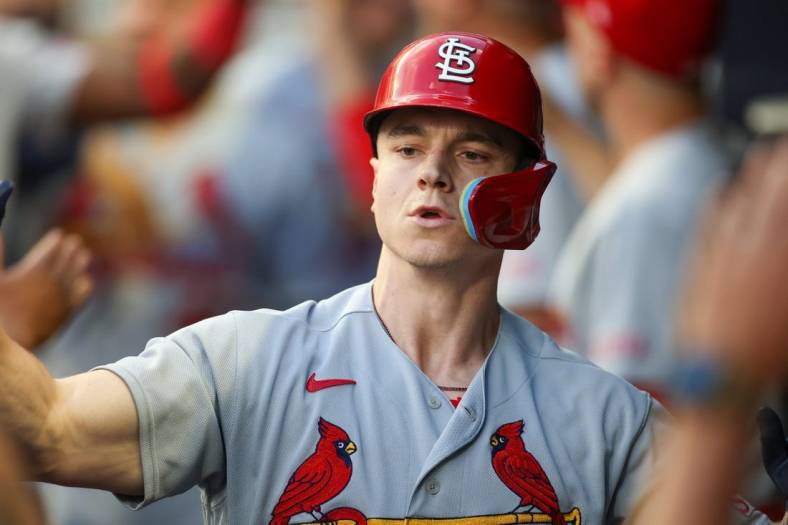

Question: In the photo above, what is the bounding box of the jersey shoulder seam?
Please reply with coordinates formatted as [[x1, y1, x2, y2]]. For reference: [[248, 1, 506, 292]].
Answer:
[[249, 306, 374, 335]]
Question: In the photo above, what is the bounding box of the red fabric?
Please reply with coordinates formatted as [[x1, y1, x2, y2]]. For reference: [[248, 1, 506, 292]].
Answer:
[[590, 334, 649, 360], [758, 498, 787, 522], [137, 0, 248, 115], [331, 94, 375, 211], [59, 176, 95, 222], [138, 39, 191, 114], [188, 0, 247, 69], [632, 383, 668, 408], [193, 169, 221, 215], [562, 0, 719, 78], [322, 507, 368, 525]]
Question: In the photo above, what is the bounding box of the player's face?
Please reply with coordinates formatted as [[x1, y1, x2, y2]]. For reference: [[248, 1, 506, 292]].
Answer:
[[371, 107, 521, 269]]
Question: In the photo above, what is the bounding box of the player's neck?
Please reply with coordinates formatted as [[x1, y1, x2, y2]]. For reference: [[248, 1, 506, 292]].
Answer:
[[601, 72, 705, 161], [372, 249, 501, 388]]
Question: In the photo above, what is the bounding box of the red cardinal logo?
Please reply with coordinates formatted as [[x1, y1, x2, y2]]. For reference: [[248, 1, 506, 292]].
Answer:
[[490, 420, 565, 525], [270, 418, 357, 525]]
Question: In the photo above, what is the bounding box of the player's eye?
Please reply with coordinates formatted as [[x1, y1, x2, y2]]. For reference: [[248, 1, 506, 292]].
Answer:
[[460, 150, 489, 163], [397, 146, 418, 157]]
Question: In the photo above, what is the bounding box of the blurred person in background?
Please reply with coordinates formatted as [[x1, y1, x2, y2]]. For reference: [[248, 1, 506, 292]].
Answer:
[[215, 0, 412, 309], [413, 0, 593, 335], [629, 137, 788, 525], [0, 0, 254, 520], [552, 0, 786, 513], [49, 0, 408, 352], [0, 0, 251, 258], [551, 0, 727, 401]]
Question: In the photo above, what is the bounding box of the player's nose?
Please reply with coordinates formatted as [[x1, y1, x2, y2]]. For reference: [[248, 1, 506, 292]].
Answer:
[[417, 151, 454, 193]]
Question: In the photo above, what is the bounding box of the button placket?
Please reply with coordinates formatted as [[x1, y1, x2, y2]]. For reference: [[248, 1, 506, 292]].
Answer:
[[428, 395, 442, 409]]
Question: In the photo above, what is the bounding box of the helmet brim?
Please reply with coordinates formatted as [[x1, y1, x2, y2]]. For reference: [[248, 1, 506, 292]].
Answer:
[[363, 102, 543, 161]]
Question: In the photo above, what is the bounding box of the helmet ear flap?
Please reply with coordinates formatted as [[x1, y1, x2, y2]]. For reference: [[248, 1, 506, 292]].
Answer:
[[460, 161, 556, 250]]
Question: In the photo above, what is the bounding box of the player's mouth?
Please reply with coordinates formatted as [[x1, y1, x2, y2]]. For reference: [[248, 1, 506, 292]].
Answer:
[[409, 205, 455, 228]]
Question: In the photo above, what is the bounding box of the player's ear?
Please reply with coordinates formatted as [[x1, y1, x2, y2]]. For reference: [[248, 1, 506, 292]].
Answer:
[[370, 157, 379, 214], [565, 7, 613, 89]]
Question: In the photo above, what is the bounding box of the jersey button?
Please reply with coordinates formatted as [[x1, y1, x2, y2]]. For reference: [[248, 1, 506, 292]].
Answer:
[[428, 396, 442, 409], [464, 406, 477, 421], [425, 478, 441, 495]]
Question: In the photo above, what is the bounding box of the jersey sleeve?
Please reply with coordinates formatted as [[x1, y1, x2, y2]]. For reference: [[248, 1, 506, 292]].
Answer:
[[94, 312, 239, 508], [608, 397, 671, 520]]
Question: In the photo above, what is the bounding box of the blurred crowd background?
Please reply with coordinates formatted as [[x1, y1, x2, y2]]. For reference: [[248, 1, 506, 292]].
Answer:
[[0, 0, 787, 523]]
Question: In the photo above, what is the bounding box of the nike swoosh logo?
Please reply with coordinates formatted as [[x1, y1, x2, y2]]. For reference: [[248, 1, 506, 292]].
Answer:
[[306, 372, 356, 393]]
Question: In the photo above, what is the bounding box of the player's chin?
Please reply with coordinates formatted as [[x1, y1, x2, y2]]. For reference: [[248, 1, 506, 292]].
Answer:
[[409, 252, 457, 269], [402, 238, 469, 269]]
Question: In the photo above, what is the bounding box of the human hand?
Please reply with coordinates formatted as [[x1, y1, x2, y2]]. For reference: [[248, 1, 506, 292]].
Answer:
[[678, 138, 788, 381], [0, 229, 94, 349]]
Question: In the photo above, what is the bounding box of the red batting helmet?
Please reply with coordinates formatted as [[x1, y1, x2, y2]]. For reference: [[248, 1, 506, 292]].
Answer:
[[562, 0, 720, 79], [363, 32, 556, 250]]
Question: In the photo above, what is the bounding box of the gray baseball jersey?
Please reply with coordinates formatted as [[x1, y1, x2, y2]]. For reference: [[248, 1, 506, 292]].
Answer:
[[549, 121, 729, 389], [97, 281, 770, 525]]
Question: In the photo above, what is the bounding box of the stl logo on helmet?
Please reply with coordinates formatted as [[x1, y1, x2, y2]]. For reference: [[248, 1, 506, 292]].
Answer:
[[435, 37, 478, 84]]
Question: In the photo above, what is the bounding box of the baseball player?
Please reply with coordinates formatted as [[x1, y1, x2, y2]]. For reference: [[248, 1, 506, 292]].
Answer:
[[550, 0, 729, 399], [550, 0, 785, 511], [0, 32, 771, 525], [0, 0, 250, 263], [627, 137, 788, 524]]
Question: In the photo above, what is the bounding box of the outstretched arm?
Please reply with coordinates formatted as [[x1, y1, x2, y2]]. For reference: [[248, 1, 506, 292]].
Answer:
[[0, 328, 142, 495], [626, 137, 788, 524], [68, 0, 251, 124]]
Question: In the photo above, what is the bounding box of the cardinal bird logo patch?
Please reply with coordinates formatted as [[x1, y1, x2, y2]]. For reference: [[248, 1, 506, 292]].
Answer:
[[270, 417, 582, 525], [490, 419, 581, 525], [270, 418, 357, 525]]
